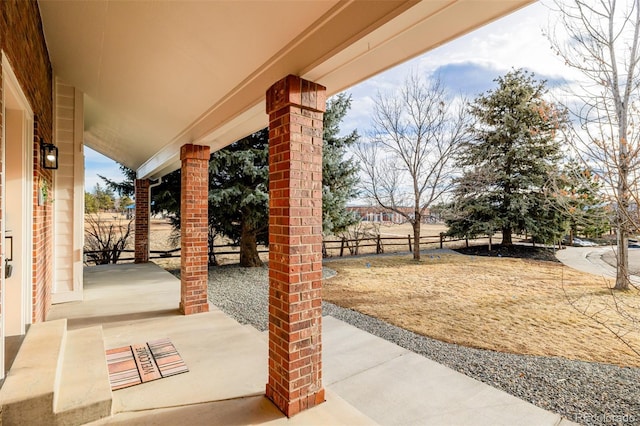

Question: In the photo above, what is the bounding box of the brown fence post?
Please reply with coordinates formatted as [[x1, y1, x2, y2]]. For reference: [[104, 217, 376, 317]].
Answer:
[[376, 235, 382, 254], [465, 236, 469, 248], [488, 236, 492, 251], [340, 237, 346, 257], [408, 234, 412, 252], [440, 232, 444, 249]]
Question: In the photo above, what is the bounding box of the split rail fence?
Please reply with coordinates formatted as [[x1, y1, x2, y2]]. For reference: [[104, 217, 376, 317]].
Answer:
[[84, 233, 507, 265], [321, 233, 482, 257]]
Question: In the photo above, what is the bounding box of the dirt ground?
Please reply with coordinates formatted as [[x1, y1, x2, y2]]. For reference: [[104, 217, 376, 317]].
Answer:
[[323, 253, 640, 367]]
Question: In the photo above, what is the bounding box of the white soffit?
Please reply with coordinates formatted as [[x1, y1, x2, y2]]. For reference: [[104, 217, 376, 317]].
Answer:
[[39, 0, 534, 179]]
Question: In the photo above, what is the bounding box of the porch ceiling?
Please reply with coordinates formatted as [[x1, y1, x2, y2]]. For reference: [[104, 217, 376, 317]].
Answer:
[[38, 0, 534, 180]]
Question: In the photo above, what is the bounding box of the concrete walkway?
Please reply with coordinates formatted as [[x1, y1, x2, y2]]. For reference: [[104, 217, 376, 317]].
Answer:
[[48, 263, 575, 425], [323, 317, 574, 425], [555, 246, 617, 277]]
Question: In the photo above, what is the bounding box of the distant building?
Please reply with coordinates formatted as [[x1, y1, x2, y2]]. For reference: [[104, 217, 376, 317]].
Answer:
[[347, 206, 438, 224]]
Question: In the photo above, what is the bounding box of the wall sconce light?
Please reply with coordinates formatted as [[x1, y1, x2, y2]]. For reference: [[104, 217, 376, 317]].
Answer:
[[40, 139, 59, 170]]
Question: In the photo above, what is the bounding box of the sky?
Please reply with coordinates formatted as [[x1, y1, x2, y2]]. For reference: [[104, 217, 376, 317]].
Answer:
[[338, 1, 571, 136], [85, 1, 568, 193]]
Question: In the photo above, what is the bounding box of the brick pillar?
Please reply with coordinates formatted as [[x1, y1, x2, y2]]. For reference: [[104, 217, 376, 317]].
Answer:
[[134, 179, 150, 263], [179, 144, 210, 315], [265, 75, 326, 417]]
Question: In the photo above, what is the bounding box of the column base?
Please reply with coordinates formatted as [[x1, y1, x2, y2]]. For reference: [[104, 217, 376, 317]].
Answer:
[[266, 384, 325, 417], [179, 301, 209, 315]]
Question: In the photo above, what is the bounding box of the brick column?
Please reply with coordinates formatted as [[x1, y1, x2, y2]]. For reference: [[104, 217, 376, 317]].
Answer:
[[265, 75, 326, 417], [134, 179, 150, 263], [179, 144, 210, 315]]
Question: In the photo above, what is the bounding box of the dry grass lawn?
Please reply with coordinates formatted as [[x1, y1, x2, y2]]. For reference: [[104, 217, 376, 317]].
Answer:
[[323, 253, 640, 367]]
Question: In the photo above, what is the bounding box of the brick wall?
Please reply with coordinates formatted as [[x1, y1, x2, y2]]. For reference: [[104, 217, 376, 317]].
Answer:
[[180, 144, 210, 315], [0, 1, 53, 144], [265, 75, 326, 417], [33, 121, 54, 323], [135, 179, 150, 263], [0, 1, 54, 323]]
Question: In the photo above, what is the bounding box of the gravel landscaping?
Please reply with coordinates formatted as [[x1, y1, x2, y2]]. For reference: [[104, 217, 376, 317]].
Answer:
[[205, 264, 640, 426]]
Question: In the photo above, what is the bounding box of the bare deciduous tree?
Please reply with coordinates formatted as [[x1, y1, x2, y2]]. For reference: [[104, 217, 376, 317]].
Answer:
[[548, 0, 640, 290], [355, 72, 469, 261], [84, 214, 133, 265], [337, 221, 381, 256]]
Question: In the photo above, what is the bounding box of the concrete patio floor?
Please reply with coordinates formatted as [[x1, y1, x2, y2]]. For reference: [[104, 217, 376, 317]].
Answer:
[[47, 263, 575, 425]]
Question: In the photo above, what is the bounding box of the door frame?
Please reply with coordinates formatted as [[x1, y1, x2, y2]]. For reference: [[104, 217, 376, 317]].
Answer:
[[1, 52, 35, 376]]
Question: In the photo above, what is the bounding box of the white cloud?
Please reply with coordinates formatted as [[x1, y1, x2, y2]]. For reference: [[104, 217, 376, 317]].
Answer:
[[420, 3, 567, 77], [339, 2, 579, 137]]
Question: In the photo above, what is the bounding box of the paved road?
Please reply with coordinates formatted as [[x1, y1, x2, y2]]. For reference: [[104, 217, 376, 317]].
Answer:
[[555, 245, 640, 283], [601, 247, 640, 275]]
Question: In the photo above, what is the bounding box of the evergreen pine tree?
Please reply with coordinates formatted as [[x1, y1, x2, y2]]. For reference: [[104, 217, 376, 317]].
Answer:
[[99, 164, 137, 197], [150, 93, 360, 266], [208, 129, 269, 267], [321, 93, 360, 234], [446, 69, 566, 245]]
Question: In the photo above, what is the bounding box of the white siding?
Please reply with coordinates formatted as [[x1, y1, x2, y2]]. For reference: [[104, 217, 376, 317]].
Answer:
[[53, 78, 84, 303]]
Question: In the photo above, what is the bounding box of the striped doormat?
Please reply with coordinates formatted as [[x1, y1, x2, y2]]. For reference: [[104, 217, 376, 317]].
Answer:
[[106, 338, 189, 390]]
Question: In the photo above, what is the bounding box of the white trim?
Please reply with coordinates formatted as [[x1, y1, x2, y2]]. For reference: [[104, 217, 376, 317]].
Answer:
[[1, 52, 35, 377], [1, 52, 6, 379], [2, 54, 34, 332], [73, 89, 84, 299], [21, 106, 34, 330]]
